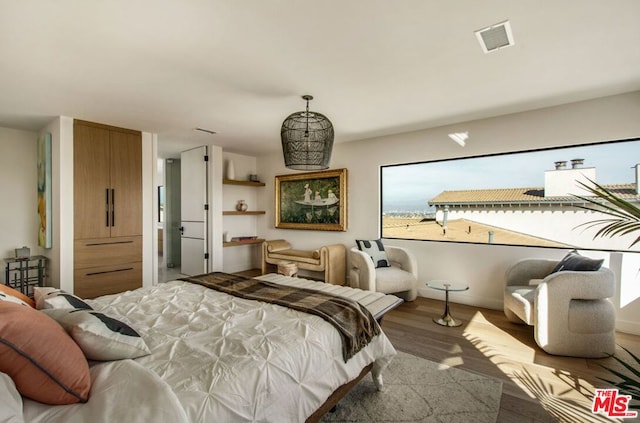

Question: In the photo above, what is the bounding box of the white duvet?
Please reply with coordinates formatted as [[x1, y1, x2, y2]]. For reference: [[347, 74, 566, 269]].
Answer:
[[24, 277, 397, 423]]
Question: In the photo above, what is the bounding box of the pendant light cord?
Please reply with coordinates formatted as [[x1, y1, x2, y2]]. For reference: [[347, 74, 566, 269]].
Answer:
[[304, 97, 310, 137]]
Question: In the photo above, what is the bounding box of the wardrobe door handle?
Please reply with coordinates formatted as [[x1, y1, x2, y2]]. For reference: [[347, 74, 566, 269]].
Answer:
[[111, 189, 115, 226], [86, 267, 134, 276], [105, 189, 110, 227]]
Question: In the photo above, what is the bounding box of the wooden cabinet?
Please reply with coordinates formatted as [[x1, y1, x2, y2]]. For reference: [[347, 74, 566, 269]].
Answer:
[[73, 120, 142, 298], [74, 123, 142, 239]]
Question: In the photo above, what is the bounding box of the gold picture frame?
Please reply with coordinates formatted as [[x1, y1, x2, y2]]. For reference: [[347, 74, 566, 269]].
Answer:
[[275, 168, 347, 231]]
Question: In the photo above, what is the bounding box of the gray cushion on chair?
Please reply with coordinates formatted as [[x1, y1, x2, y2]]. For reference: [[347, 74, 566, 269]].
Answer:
[[551, 250, 603, 273]]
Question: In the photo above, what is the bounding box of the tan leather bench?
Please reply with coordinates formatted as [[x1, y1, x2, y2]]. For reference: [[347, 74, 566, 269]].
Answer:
[[261, 239, 346, 285]]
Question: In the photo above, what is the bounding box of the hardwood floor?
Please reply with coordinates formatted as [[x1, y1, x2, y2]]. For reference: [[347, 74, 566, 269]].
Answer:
[[381, 297, 640, 423], [236, 269, 638, 422]]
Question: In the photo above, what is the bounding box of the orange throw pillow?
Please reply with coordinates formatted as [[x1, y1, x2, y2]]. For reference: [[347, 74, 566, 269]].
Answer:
[[0, 285, 35, 308], [0, 302, 91, 404]]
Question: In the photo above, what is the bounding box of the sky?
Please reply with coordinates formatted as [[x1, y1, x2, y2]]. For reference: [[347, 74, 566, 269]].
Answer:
[[382, 138, 640, 213]]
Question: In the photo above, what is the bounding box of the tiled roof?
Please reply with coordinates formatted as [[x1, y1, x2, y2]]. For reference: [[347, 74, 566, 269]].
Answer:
[[428, 183, 639, 205]]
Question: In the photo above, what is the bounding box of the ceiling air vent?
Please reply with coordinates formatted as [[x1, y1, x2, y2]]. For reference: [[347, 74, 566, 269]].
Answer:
[[194, 127, 217, 135], [475, 20, 514, 53]]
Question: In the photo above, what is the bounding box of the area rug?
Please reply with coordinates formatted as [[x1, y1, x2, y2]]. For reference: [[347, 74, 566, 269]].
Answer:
[[321, 351, 502, 423]]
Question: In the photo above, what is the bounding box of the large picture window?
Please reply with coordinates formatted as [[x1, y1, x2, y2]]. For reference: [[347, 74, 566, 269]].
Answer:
[[381, 138, 640, 252]]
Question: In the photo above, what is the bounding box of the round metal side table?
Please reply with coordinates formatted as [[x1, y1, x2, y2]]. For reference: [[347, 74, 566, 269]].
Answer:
[[426, 281, 469, 327]]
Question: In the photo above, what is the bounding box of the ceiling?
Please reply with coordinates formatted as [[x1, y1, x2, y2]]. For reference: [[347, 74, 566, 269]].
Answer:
[[1, 1, 639, 158]]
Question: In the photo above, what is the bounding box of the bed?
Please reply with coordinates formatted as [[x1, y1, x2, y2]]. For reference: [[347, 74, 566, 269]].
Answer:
[[1, 272, 400, 423]]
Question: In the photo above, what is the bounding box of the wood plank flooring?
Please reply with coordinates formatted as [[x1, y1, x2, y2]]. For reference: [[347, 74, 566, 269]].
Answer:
[[381, 297, 639, 423], [236, 270, 638, 422]]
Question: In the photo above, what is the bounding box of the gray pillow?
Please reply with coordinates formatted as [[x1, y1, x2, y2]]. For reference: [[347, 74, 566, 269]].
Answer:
[[551, 250, 604, 273]]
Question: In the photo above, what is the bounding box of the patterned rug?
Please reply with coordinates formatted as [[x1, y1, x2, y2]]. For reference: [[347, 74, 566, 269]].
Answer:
[[321, 351, 502, 423]]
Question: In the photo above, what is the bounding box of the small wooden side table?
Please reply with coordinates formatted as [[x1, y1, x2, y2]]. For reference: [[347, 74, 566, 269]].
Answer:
[[426, 281, 469, 327]]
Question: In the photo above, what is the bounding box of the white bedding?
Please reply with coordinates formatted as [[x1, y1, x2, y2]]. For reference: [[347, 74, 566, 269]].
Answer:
[[23, 359, 189, 423], [23, 275, 397, 422]]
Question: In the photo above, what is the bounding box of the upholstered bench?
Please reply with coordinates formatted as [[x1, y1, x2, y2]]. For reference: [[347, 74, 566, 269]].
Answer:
[[261, 239, 346, 285], [257, 273, 403, 322]]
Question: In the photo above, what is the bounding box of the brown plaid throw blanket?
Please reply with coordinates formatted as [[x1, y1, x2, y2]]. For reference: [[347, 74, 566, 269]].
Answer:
[[179, 272, 380, 362]]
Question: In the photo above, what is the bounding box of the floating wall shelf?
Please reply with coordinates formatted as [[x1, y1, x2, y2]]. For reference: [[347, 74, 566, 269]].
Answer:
[[223, 211, 266, 215], [223, 179, 265, 187], [223, 238, 265, 248]]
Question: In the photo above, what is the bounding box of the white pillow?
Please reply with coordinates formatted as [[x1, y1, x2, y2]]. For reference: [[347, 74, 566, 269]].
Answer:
[[34, 287, 93, 310], [23, 360, 189, 423], [356, 239, 390, 268], [41, 309, 150, 361], [0, 372, 24, 423]]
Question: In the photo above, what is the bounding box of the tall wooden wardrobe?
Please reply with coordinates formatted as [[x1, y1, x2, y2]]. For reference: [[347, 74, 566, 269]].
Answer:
[[73, 120, 142, 299]]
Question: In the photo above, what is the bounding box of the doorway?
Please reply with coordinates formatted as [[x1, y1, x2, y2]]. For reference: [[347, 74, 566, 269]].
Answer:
[[158, 157, 184, 282]]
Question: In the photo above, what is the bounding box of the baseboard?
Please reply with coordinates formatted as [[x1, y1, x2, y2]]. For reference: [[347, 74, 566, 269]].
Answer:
[[418, 288, 640, 336], [417, 287, 504, 311], [616, 319, 640, 336]]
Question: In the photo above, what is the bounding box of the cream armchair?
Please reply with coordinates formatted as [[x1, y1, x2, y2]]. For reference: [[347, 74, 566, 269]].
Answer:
[[504, 258, 616, 358], [349, 246, 418, 301]]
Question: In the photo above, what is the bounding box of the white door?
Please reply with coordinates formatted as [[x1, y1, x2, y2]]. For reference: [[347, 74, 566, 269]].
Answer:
[[180, 146, 208, 276]]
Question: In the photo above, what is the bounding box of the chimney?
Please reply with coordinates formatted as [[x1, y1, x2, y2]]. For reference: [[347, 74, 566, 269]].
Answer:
[[554, 161, 567, 170], [545, 160, 596, 197], [635, 164, 640, 195]]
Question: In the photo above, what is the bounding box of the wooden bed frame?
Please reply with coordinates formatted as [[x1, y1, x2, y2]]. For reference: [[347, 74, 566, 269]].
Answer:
[[256, 272, 402, 422], [306, 363, 374, 422]]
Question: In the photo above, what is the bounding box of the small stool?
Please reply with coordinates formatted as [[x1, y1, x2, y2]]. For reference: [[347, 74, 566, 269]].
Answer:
[[277, 261, 298, 277]]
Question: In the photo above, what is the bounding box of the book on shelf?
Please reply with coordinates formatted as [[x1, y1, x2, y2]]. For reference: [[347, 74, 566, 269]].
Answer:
[[230, 236, 258, 242]]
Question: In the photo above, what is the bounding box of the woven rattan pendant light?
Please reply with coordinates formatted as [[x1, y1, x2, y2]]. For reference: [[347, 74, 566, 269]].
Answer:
[[281, 95, 334, 170]]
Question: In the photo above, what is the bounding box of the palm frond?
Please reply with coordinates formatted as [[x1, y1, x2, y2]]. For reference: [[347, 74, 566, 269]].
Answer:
[[572, 178, 640, 247]]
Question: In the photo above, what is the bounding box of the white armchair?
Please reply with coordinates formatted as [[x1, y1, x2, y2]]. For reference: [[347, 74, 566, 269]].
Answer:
[[504, 258, 616, 358], [349, 246, 418, 301]]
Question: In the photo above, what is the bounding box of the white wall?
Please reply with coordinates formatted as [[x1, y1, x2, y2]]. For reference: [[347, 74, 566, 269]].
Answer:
[[610, 252, 640, 334], [256, 91, 640, 334], [208, 145, 224, 273], [0, 127, 43, 264], [142, 132, 158, 288], [440, 206, 639, 251], [40, 116, 74, 290]]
